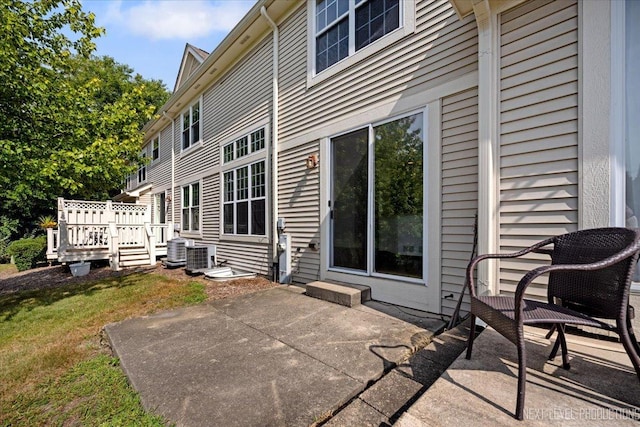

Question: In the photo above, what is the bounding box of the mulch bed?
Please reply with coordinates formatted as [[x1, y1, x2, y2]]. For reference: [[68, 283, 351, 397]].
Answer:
[[0, 262, 279, 300]]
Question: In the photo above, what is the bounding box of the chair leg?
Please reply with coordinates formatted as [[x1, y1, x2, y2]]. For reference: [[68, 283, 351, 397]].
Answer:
[[620, 320, 640, 380], [545, 324, 556, 340], [548, 325, 561, 361], [466, 314, 476, 360], [556, 324, 571, 369], [515, 335, 527, 420], [626, 317, 640, 360], [547, 324, 570, 369]]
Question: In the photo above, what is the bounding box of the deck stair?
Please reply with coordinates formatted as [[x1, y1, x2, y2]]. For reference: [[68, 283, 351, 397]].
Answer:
[[119, 247, 152, 267]]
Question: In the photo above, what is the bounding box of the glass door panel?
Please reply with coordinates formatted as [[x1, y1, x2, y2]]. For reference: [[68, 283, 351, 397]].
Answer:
[[331, 128, 369, 271], [373, 113, 423, 278]]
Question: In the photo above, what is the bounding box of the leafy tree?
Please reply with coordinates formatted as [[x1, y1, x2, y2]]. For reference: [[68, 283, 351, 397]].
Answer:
[[0, 0, 170, 237]]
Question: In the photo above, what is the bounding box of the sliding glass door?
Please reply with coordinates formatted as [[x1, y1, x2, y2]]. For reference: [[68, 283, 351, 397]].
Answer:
[[330, 112, 425, 280], [331, 128, 368, 271]]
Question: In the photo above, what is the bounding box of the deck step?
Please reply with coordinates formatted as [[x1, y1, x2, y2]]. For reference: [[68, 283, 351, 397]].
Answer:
[[305, 281, 370, 307], [119, 258, 152, 267], [119, 247, 151, 267]]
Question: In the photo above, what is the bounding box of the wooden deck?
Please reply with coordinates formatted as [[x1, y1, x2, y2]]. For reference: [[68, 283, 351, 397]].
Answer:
[[47, 198, 173, 270]]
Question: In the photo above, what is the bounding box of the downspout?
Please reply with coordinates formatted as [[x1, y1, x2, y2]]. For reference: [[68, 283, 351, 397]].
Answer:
[[163, 111, 175, 225], [261, 5, 280, 268]]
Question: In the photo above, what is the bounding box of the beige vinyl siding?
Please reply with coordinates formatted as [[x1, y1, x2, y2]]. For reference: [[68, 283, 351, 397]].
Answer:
[[175, 37, 272, 180], [165, 35, 272, 275], [278, 141, 321, 283], [148, 125, 172, 188], [138, 192, 152, 207], [201, 175, 219, 243], [498, 0, 579, 298], [202, 175, 272, 276], [278, 0, 478, 143], [440, 88, 478, 317]]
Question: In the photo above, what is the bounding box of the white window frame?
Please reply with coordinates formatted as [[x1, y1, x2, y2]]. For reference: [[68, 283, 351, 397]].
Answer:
[[137, 151, 147, 184], [222, 160, 267, 237], [181, 181, 201, 235], [222, 127, 266, 164], [306, 0, 415, 87], [611, 0, 640, 292], [151, 135, 160, 162], [611, 0, 627, 227], [326, 109, 428, 285], [181, 97, 202, 153]]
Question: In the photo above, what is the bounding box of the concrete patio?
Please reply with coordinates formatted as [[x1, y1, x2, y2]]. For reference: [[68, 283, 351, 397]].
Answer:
[[105, 284, 640, 426], [396, 326, 640, 426]]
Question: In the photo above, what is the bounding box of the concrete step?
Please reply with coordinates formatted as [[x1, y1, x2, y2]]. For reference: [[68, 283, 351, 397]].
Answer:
[[305, 281, 371, 307]]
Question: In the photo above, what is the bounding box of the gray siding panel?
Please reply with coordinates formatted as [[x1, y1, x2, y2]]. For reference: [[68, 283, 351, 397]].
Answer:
[[440, 88, 478, 317], [278, 0, 478, 142], [498, 0, 579, 297], [165, 36, 273, 275], [176, 37, 272, 182], [148, 125, 172, 189], [278, 141, 321, 283]]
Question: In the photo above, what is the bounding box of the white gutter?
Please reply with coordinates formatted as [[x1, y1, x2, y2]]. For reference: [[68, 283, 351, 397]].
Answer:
[[261, 6, 279, 264], [163, 111, 175, 223]]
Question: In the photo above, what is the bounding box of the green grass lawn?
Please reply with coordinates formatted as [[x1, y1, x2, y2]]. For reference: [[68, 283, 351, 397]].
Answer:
[[0, 263, 17, 275], [0, 271, 207, 426]]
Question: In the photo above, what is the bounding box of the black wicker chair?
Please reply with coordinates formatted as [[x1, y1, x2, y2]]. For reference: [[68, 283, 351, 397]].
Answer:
[[465, 227, 640, 420]]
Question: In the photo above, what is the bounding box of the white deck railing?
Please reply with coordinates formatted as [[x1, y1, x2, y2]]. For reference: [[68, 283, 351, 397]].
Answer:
[[49, 198, 173, 269]]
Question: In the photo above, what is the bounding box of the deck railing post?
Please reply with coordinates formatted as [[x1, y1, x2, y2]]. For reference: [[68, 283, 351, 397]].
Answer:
[[46, 227, 55, 259], [167, 221, 174, 241], [58, 220, 68, 253], [106, 200, 114, 224], [57, 197, 66, 222], [108, 222, 120, 271], [145, 223, 156, 266]]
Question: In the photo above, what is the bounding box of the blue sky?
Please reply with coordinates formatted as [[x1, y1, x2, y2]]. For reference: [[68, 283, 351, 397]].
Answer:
[[82, 0, 256, 91]]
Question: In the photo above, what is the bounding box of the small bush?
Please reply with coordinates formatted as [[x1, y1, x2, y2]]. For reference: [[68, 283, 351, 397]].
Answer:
[[7, 236, 46, 272]]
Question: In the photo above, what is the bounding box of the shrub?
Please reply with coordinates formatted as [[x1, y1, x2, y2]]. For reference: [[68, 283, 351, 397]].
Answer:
[[7, 236, 47, 272]]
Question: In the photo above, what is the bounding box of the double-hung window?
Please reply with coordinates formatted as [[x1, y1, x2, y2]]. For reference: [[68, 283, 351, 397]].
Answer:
[[314, 0, 400, 74], [223, 161, 266, 236], [137, 151, 147, 184], [152, 135, 159, 161], [182, 100, 201, 151], [222, 127, 267, 236], [182, 182, 200, 232]]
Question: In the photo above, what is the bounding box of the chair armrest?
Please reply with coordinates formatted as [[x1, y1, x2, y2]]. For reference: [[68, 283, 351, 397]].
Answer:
[[466, 236, 555, 296]]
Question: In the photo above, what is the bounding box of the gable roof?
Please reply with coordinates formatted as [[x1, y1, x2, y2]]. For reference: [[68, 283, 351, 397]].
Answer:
[[174, 43, 210, 92], [142, 0, 296, 138]]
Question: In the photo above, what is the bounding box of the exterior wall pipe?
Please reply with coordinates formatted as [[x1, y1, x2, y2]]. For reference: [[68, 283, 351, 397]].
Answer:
[[261, 5, 280, 264], [163, 110, 175, 224]]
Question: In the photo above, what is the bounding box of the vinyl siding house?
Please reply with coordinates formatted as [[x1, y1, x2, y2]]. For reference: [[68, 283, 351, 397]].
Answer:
[[49, 0, 638, 317]]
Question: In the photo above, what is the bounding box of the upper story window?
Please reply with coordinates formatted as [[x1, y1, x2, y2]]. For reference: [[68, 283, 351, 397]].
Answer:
[[152, 135, 160, 161], [182, 100, 201, 151], [314, 0, 400, 74], [137, 152, 147, 184], [222, 127, 266, 164]]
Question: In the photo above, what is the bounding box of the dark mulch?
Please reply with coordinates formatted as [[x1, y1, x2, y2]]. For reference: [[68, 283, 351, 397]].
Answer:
[[0, 262, 278, 300]]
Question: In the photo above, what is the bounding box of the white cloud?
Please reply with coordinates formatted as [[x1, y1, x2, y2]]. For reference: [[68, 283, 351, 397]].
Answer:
[[105, 0, 255, 40]]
